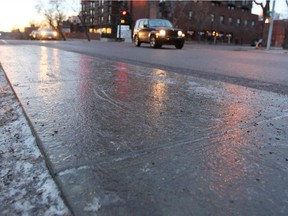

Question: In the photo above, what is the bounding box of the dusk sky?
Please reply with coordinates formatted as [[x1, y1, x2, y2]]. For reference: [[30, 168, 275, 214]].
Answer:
[[0, 0, 287, 32]]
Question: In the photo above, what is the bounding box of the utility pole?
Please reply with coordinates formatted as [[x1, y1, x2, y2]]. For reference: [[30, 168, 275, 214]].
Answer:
[[266, 0, 276, 50]]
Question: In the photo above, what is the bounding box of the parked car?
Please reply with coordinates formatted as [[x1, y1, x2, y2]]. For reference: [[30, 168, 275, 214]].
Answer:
[[29, 28, 58, 40], [133, 18, 185, 49], [29, 30, 38, 40]]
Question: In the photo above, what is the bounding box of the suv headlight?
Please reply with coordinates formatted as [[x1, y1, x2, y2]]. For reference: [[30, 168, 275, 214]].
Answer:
[[159, 30, 166, 37], [178, 31, 183, 37]]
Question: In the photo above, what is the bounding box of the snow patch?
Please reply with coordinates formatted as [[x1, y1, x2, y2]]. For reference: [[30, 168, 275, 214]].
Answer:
[[58, 165, 91, 177], [84, 197, 102, 212], [0, 68, 71, 215]]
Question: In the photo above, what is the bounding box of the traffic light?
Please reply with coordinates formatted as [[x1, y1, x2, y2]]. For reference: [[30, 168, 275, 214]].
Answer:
[[120, 10, 130, 25], [265, 4, 271, 18]]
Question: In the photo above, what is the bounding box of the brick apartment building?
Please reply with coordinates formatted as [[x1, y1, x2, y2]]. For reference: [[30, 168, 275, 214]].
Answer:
[[80, 0, 122, 38], [263, 19, 288, 47], [80, 0, 259, 44]]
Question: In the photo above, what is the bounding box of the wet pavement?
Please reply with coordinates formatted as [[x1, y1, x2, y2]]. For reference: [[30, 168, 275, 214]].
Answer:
[[1, 45, 288, 215]]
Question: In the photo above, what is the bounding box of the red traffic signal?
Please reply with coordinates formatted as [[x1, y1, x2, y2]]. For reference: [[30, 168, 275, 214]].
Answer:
[[120, 10, 130, 25]]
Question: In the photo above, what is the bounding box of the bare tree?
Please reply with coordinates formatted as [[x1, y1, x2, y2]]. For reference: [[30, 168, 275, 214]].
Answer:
[[253, 0, 270, 39], [65, 0, 90, 41], [253, 0, 270, 19], [37, 0, 66, 40]]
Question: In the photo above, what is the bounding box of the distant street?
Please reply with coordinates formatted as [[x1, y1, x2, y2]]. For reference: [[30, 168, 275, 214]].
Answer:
[[0, 40, 288, 216]]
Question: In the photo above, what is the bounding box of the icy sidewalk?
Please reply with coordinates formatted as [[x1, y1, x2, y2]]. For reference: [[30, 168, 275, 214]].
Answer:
[[0, 67, 71, 215]]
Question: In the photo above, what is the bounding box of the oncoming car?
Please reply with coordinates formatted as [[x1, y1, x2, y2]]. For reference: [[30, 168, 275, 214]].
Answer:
[[29, 28, 58, 40], [133, 18, 185, 49]]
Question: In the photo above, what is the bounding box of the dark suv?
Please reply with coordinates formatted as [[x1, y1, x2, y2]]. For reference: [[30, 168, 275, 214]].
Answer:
[[133, 18, 185, 49]]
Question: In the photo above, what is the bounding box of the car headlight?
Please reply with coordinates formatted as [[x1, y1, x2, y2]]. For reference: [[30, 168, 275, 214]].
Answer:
[[159, 30, 166, 37], [53, 31, 57, 37], [178, 31, 183, 37]]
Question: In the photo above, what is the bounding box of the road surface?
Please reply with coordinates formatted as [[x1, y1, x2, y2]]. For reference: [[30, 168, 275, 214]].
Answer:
[[0, 40, 288, 216]]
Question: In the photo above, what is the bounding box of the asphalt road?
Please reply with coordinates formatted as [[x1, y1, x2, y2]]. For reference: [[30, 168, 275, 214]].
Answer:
[[2, 39, 288, 95], [0, 40, 288, 216]]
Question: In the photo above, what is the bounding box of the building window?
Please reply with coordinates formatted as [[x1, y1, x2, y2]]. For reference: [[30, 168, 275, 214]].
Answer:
[[251, 21, 255, 28], [228, 17, 233, 25], [99, 0, 104, 6], [220, 16, 224, 24], [211, 14, 215, 22], [237, 18, 241, 25], [99, 16, 104, 24], [189, 11, 193, 20], [244, 19, 248, 27], [242, 0, 249, 6]]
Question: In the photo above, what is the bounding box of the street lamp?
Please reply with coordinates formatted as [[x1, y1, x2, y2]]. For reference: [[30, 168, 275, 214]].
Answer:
[[266, 0, 276, 50], [210, 14, 214, 44]]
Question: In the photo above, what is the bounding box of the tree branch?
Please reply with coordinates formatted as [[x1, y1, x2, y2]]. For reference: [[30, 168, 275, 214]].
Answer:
[[253, 0, 264, 9]]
